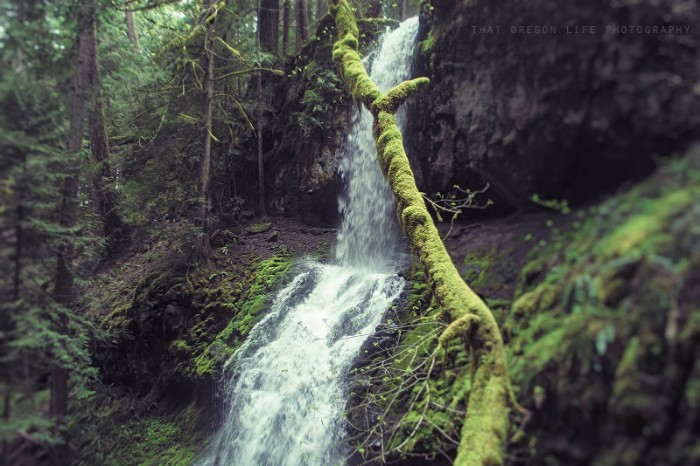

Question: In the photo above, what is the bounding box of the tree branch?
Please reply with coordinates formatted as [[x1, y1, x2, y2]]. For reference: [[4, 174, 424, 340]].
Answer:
[[328, 1, 511, 464]]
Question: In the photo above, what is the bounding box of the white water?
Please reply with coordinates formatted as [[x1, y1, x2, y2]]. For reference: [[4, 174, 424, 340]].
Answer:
[[200, 17, 419, 466], [335, 17, 419, 271]]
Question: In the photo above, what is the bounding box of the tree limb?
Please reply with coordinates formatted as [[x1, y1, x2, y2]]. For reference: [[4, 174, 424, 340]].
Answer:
[[328, 1, 510, 464]]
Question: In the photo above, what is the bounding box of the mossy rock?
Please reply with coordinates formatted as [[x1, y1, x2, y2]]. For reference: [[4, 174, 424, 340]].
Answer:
[[245, 222, 272, 234], [190, 252, 295, 378], [504, 154, 700, 465], [210, 228, 237, 248], [77, 394, 203, 466], [511, 283, 560, 320], [100, 303, 132, 331]]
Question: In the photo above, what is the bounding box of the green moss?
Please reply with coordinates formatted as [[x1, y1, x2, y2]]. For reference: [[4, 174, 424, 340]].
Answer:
[[135, 419, 196, 465], [598, 189, 692, 258], [380, 302, 473, 457], [100, 303, 132, 331], [373, 77, 429, 113], [245, 222, 272, 234], [461, 249, 494, 288], [143, 419, 180, 449], [503, 154, 700, 464], [460, 246, 515, 296], [516, 255, 551, 296], [419, 30, 436, 54], [141, 445, 195, 466], [79, 395, 203, 466], [192, 252, 294, 377], [612, 336, 641, 398], [511, 283, 559, 319], [170, 339, 191, 352], [348, 266, 483, 463]]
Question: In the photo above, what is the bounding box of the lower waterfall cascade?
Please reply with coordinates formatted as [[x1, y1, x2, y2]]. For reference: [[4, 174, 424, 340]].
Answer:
[[199, 17, 420, 466]]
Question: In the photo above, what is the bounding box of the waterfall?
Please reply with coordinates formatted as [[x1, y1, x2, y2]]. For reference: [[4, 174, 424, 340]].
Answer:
[[335, 17, 419, 271], [199, 17, 420, 466]]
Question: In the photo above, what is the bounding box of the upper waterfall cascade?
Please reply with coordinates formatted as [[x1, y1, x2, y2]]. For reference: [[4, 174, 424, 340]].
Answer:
[[335, 16, 419, 271], [199, 17, 420, 466]]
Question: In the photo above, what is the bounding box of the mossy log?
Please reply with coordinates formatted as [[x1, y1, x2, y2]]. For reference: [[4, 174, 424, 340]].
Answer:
[[329, 1, 510, 464]]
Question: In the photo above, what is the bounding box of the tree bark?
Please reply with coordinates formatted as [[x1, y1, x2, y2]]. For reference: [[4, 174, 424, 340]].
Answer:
[[258, 0, 279, 54], [282, 0, 290, 56], [87, 14, 124, 248], [193, 0, 216, 264], [295, 0, 309, 50], [329, 2, 510, 464], [197, 0, 215, 232], [4, 159, 25, 459], [257, 71, 267, 217], [50, 0, 94, 435], [13, 193, 23, 303], [125, 11, 139, 50]]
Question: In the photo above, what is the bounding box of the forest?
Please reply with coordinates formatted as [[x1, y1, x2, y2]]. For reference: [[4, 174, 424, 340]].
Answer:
[[1, 0, 699, 465]]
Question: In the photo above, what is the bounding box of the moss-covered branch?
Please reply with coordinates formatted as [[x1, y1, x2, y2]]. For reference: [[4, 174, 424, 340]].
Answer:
[[329, 1, 510, 464], [373, 77, 430, 113]]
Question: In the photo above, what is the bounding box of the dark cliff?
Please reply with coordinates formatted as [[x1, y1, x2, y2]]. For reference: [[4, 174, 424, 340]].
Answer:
[[404, 0, 700, 211]]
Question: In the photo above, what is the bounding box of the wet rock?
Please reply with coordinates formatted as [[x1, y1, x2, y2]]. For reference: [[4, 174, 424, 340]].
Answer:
[[264, 16, 354, 226], [209, 229, 237, 248], [406, 0, 700, 213], [245, 222, 272, 235]]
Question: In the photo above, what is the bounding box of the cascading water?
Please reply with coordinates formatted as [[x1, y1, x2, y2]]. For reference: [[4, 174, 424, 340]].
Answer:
[[199, 17, 420, 466], [335, 17, 418, 271]]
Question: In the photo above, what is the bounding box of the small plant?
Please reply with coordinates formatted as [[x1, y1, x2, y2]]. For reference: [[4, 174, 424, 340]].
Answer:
[[423, 183, 493, 239], [208, 271, 229, 281], [531, 194, 571, 214]]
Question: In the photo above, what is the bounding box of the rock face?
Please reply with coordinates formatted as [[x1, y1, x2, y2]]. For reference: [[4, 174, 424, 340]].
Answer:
[[265, 15, 351, 227], [405, 0, 700, 212], [266, 17, 401, 226]]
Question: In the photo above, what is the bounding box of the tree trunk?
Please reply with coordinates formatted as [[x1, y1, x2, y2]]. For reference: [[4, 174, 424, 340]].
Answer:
[[282, 0, 290, 56], [197, 0, 215, 232], [87, 14, 124, 248], [295, 0, 309, 50], [194, 0, 216, 263], [257, 71, 267, 217], [50, 0, 93, 423], [329, 2, 510, 464], [258, 0, 279, 54], [13, 194, 23, 302], [14, 47, 25, 73], [4, 159, 25, 459], [48, 6, 94, 463], [125, 11, 139, 50]]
